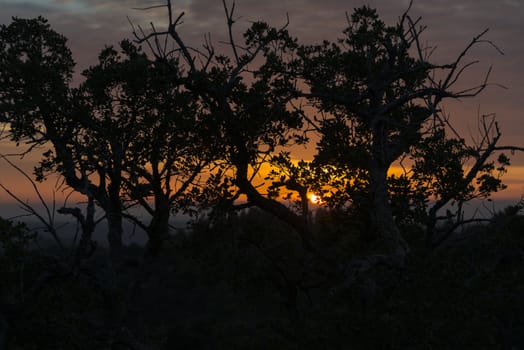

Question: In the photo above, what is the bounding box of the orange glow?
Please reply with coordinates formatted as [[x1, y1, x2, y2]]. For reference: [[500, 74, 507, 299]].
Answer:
[[1, 150, 523, 210], [308, 193, 323, 205]]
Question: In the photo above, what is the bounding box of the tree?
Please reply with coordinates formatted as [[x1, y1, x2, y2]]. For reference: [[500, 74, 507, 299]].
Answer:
[[299, 5, 503, 256], [0, 16, 129, 261], [78, 40, 210, 256], [0, 18, 223, 345], [0, 17, 208, 260], [131, 0, 339, 320], [133, 1, 312, 251]]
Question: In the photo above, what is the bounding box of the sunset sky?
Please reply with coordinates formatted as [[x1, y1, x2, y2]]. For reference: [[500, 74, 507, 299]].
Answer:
[[0, 0, 523, 212]]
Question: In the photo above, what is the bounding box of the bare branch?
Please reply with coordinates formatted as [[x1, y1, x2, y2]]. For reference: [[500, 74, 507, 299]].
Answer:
[[223, 0, 240, 64], [0, 181, 65, 253], [494, 146, 524, 153], [121, 212, 148, 232], [132, 4, 166, 11], [437, 29, 491, 96], [432, 218, 491, 249]]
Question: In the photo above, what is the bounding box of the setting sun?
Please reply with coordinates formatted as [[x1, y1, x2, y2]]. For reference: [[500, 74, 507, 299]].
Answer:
[[309, 193, 323, 205]]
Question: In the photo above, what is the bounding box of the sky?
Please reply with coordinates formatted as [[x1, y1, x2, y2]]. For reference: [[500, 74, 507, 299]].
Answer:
[[0, 0, 523, 212]]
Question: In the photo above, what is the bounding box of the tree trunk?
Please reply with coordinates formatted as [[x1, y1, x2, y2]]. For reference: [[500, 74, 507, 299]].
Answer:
[[106, 207, 123, 262], [145, 202, 170, 257], [368, 158, 408, 256]]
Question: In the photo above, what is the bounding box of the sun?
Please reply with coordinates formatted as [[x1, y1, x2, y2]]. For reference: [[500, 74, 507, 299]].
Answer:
[[309, 193, 323, 205]]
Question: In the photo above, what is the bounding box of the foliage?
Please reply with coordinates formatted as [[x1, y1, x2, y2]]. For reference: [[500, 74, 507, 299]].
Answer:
[[412, 124, 508, 203], [0, 16, 74, 144], [296, 5, 506, 252]]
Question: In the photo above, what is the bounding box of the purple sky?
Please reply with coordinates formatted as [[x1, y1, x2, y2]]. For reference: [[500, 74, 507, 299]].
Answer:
[[1, 0, 523, 201]]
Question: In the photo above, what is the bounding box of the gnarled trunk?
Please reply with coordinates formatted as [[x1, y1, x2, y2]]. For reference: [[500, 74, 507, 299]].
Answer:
[[145, 202, 170, 257], [106, 208, 123, 259], [368, 158, 408, 256]]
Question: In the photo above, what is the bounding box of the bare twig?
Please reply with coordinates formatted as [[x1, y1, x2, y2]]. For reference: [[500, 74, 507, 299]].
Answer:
[[0, 155, 65, 252], [132, 4, 167, 11]]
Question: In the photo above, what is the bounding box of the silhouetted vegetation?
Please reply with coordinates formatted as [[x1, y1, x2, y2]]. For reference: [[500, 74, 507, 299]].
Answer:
[[1, 1, 523, 348], [1, 207, 524, 348]]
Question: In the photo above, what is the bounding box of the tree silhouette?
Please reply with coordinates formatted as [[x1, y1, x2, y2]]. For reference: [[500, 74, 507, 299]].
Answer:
[[0, 17, 128, 261], [79, 40, 210, 256], [0, 18, 210, 259], [133, 1, 314, 251], [298, 5, 504, 257]]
